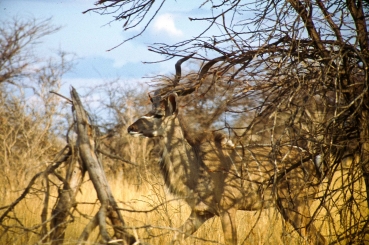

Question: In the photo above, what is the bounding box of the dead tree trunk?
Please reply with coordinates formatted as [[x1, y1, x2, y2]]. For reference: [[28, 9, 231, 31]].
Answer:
[[70, 87, 136, 245], [49, 146, 85, 245]]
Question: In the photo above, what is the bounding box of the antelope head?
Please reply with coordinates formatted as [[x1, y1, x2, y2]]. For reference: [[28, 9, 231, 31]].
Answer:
[[128, 54, 224, 138], [127, 93, 178, 138]]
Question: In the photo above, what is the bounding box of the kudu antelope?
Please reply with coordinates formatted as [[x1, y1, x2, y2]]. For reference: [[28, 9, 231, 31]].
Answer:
[[127, 58, 326, 245]]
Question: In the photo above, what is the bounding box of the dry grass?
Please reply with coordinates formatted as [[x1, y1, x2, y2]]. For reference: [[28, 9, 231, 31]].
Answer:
[[102, 179, 299, 245], [0, 177, 297, 244], [0, 163, 367, 245]]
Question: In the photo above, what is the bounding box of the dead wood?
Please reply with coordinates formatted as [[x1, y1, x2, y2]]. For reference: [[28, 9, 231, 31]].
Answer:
[[71, 87, 136, 245], [49, 145, 84, 245]]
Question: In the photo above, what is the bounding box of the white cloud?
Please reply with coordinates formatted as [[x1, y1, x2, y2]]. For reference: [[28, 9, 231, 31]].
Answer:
[[153, 14, 183, 37]]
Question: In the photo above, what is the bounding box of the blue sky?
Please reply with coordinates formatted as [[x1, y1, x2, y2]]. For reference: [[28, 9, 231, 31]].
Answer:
[[1, 0, 207, 90]]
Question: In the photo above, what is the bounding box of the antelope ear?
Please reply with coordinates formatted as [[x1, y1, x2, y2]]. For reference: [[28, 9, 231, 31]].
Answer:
[[167, 93, 178, 115]]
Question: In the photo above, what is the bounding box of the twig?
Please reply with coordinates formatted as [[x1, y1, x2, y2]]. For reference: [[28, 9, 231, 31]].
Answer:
[[50, 90, 73, 103]]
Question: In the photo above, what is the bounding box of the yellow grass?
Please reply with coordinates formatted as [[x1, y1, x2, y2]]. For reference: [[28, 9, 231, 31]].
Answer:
[[0, 165, 367, 245]]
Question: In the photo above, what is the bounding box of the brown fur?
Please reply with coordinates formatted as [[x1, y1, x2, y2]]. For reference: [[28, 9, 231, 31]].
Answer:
[[128, 93, 326, 245]]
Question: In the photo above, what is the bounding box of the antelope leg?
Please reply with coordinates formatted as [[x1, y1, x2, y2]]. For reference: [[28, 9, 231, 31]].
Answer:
[[172, 210, 214, 243], [276, 198, 326, 245], [220, 208, 237, 245]]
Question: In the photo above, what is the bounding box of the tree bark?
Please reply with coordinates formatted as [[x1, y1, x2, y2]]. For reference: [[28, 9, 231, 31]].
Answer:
[[359, 101, 369, 204], [50, 146, 84, 245]]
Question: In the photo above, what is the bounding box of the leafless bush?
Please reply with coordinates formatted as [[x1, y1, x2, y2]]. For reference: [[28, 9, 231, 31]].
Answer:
[[0, 17, 72, 198]]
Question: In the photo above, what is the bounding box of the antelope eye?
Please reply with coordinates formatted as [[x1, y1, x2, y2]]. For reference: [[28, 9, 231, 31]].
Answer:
[[154, 114, 164, 119]]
